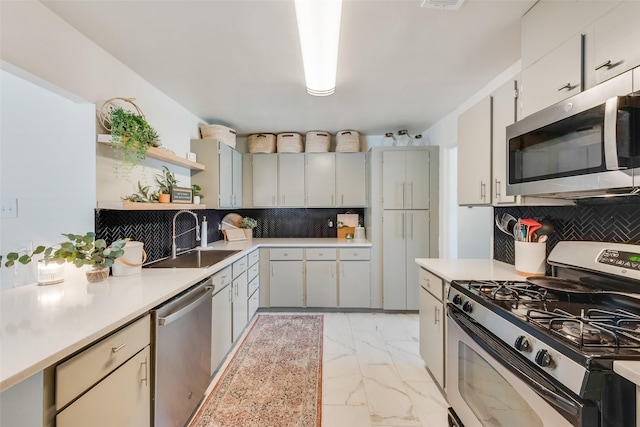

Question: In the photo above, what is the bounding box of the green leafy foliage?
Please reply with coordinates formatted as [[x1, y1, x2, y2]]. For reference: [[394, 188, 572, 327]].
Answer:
[[155, 166, 177, 194], [109, 107, 160, 174], [122, 181, 159, 203], [191, 184, 205, 199], [240, 217, 257, 229]]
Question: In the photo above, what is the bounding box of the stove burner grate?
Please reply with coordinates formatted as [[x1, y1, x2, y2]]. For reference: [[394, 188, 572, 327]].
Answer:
[[528, 308, 640, 349], [469, 280, 551, 302]]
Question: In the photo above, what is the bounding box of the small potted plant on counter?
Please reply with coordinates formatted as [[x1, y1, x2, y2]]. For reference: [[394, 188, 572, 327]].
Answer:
[[155, 166, 177, 203], [240, 216, 257, 239], [192, 184, 204, 204], [0, 232, 126, 283]]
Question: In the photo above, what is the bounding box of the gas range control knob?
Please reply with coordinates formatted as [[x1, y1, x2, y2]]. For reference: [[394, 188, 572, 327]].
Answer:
[[514, 336, 530, 352], [452, 294, 463, 305], [462, 301, 473, 313], [535, 349, 552, 368]]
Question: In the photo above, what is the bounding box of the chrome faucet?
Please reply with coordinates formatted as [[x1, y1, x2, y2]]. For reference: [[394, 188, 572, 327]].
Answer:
[[172, 210, 201, 259]]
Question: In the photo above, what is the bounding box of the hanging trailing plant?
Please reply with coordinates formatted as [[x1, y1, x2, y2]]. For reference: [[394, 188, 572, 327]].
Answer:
[[109, 106, 160, 175]]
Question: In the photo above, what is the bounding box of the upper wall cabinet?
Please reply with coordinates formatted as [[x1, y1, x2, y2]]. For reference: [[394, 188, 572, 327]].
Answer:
[[491, 80, 517, 205], [590, 1, 640, 86], [306, 153, 336, 207], [278, 154, 306, 207], [635, 67, 640, 92], [251, 154, 278, 207], [382, 150, 430, 210], [191, 139, 242, 209], [336, 153, 367, 207], [520, 34, 582, 119], [457, 96, 492, 205]]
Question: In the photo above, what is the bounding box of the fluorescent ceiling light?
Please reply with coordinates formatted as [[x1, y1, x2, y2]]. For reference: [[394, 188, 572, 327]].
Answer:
[[294, 0, 342, 96]]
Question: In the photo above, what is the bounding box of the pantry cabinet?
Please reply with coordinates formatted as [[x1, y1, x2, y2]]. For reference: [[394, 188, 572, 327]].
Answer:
[[457, 96, 492, 205], [306, 153, 336, 207], [383, 210, 430, 310], [591, 2, 640, 86], [191, 139, 242, 209], [382, 150, 429, 209]]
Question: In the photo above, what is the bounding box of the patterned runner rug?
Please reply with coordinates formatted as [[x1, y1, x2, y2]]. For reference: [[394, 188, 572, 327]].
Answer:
[[190, 314, 324, 427]]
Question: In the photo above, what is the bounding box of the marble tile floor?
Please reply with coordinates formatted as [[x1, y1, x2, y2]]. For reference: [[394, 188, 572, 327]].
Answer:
[[197, 312, 449, 427]]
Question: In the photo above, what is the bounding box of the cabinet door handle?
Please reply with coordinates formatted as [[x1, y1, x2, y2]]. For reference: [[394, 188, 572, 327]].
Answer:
[[331, 264, 335, 278], [271, 264, 274, 276], [494, 179, 501, 198], [435, 307, 440, 324], [401, 212, 406, 239], [401, 182, 405, 208], [341, 263, 344, 277], [480, 182, 486, 200], [141, 356, 149, 386], [228, 287, 233, 303], [111, 343, 126, 354], [595, 59, 623, 71], [557, 83, 576, 91], [341, 194, 344, 206], [409, 213, 414, 240], [331, 194, 334, 205], [409, 183, 413, 209]]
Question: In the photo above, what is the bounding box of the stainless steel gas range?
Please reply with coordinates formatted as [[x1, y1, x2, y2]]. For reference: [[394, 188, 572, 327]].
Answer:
[[446, 241, 640, 427]]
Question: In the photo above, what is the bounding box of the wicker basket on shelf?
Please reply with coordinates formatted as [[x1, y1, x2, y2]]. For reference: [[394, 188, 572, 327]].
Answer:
[[335, 130, 360, 152], [248, 133, 276, 153], [276, 133, 303, 153], [199, 124, 237, 148], [305, 132, 331, 152]]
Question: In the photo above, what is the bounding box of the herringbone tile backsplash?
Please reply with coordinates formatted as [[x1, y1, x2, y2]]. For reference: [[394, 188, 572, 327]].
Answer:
[[494, 199, 640, 268], [96, 208, 364, 263]]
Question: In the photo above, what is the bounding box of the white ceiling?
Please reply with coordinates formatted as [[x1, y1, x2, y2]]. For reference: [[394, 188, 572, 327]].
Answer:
[[42, 0, 535, 136]]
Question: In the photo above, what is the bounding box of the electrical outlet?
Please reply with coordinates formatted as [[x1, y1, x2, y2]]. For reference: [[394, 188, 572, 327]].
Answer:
[[1, 198, 18, 218]]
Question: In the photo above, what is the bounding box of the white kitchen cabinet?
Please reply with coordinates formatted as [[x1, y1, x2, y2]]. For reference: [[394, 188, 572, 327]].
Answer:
[[382, 150, 429, 209], [191, 139, 242, 209], [232, 257, 249, 342], [383, 210, 430, 310], [419, 271, 444, 388], [306, 153, 336, 207], [591, 2, 640, 86], [520, 34, 582, 119], [491, 80, 517, 204], [211, 266, 232, 374], [269, 249, 304, 307], [336, 153, 367, 207], [252, 154, 278, 207], [247, 249, 260, 319], [635, 67, 640, 92], [457, 96, 492, 205], [306, 261, 337, 307], [339, 248, 371, 308], [278, 154, 305, 207], [56, 346, 151, 427]]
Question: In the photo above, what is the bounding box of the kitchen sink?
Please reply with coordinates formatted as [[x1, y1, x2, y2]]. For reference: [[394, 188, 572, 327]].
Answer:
[[144, 249, 241, 269]]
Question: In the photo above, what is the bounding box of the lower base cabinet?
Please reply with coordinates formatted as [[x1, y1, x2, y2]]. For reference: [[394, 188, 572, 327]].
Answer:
[[339, 261, 371, 308], [211, 286, 232, 375], [306, 261, 337, 307], [269, 260, 304, 307], [419, 268, 445, 389]]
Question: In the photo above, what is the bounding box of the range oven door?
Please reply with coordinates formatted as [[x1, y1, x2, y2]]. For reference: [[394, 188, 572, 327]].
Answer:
[[506, 71, 639, 197], [446, 307, 598, 427]]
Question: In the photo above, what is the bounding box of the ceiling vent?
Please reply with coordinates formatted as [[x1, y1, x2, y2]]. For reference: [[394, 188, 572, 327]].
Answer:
[[420, 0, 465, 10]]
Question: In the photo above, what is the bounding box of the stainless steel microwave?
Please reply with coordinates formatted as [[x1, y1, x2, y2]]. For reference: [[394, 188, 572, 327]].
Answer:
[[506, 71, 640, 198]]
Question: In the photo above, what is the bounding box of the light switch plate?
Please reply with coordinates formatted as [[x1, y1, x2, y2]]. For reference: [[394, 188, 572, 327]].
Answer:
[[1, 198, 18, 218]]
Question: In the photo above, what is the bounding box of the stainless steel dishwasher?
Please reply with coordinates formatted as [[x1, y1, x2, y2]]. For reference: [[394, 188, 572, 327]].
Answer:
[[151, 277, 213, 427]]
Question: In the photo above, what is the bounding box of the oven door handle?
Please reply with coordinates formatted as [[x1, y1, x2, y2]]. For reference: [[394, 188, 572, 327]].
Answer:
[[448, 308, 580, 417]]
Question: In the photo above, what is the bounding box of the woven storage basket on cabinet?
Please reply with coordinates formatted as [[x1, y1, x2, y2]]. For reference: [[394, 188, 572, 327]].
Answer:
[[335, 130, 360, 152], [276, 133, 303, 153], [199, 124, 237, 148], [305, 132, 331, 152], [248, 133, 276, 153]]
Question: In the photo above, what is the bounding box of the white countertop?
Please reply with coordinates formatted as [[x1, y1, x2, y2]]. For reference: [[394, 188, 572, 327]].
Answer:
[[0, 238, 370, 392], [614, 361, 640, 387], [415, 258, 523, 282]]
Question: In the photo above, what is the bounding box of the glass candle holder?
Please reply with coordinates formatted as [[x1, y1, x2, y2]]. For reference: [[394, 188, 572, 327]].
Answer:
[[38, 260, 64, 285]]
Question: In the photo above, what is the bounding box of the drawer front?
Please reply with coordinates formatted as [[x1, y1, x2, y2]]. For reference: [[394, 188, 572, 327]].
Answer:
[[419, 268, 443, 301], [339, 248, 371, 261], [269, 248, 303, 260], [248, 289, 260, 318], [248, 249, 259, 267], [56, 315, 150, 409], [212, 266, 232, 290], [232, 256, 248, 279], [248, 276, 260, 296], [247, 262, 259, 283], [306, 248, 337, 260]]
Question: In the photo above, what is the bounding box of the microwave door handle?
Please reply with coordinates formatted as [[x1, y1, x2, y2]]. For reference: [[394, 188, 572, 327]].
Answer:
[[604, 96, 621, 170]]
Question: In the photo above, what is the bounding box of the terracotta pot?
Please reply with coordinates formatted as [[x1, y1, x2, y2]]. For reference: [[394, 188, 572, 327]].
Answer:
[[158, 193, 170, 203], [86, 267, 109, 283]]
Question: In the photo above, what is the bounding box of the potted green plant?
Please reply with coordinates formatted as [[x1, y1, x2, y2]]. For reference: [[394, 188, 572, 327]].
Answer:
[[240, 216, 257, 239], [109, 106, 160, 175], [1, 232, 126, 283], [155, 166, 177, 203], [121, 181, 159, 203], [191, 184, 204, 204]]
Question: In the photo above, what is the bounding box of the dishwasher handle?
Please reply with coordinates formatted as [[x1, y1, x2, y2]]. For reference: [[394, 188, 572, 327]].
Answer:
[[157, 280, 213, 327]]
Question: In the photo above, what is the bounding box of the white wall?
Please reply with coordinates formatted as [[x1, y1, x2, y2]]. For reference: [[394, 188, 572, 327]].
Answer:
[[0, 1, 205, 201], [421, 61, 522, 259], [0, 69, 96, 290]]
